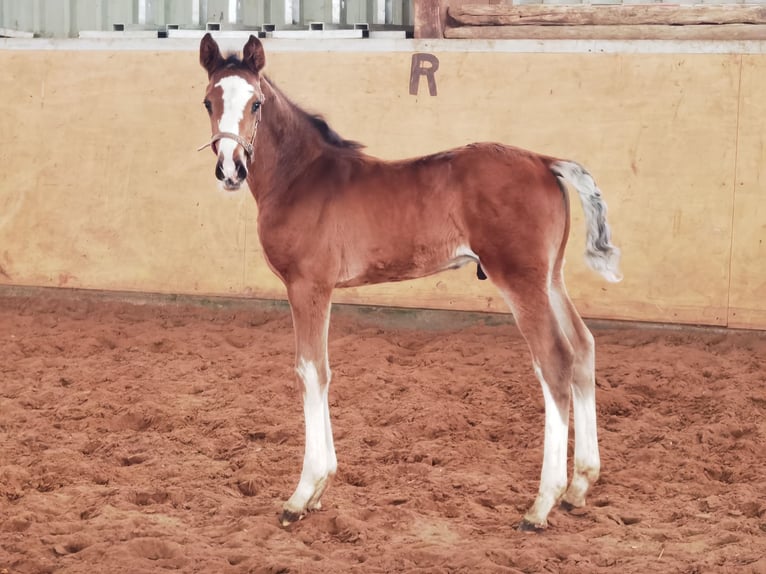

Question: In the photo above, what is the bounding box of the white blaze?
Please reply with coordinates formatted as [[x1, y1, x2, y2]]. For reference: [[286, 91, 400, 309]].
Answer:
[[214, 75, 254, 181]]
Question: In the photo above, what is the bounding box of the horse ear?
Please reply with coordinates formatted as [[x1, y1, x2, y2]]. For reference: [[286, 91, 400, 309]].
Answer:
[[200, 33, 223, 76], [242, 35, 266, 74]]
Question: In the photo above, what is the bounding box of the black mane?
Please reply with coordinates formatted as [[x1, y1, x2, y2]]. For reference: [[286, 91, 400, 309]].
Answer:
[[221, 54, 364, 151], [268, 77, 364, 151], [303, 111, 365, 151]]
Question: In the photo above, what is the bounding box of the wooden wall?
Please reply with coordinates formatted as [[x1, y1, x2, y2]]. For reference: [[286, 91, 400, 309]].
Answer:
[[0, 42, 764, 329]]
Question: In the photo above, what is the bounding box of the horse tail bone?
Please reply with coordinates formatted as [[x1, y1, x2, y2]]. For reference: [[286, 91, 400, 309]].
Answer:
[[550, 160, 623, 283]]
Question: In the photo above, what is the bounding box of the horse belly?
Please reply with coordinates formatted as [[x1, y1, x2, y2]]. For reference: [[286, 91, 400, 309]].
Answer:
[[335, 242, 476, 288]]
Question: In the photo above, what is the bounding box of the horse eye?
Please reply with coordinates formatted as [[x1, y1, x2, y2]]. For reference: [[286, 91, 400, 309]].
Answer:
[[251, 100, 261, 113], [203, 99, 212, 113]]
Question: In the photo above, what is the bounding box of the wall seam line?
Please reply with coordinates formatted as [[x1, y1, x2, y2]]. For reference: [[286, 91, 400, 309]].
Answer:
[[725, 54, 744, 328]]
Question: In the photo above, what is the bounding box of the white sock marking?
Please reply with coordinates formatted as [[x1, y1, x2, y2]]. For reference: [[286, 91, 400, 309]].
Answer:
[[571, 383, 600, 484], [290, 359, 337, 509], [529, 361, 569, 524], [322, 361, 337, 475]]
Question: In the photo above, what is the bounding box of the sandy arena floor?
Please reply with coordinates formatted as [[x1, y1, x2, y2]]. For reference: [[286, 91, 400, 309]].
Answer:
[[1, 291, 765, 573]]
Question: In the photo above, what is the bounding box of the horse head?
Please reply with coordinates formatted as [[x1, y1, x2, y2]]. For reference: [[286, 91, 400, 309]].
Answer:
[[198, 33, 266, 191]]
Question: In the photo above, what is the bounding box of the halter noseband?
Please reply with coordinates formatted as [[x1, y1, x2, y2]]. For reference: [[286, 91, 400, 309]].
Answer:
[[197, 99, 263, 162]]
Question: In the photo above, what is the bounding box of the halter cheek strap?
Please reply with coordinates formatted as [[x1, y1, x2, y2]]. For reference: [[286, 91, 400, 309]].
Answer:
[[197, 99, 263, 162]]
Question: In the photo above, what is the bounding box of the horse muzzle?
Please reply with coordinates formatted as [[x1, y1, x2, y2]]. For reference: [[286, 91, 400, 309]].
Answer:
[[215, 156, 248, 191], [198, 131, 255, 191]]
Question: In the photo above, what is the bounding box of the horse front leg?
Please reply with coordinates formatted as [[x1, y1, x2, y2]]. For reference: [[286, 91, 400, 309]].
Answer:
[[279, 281, 336, 527]]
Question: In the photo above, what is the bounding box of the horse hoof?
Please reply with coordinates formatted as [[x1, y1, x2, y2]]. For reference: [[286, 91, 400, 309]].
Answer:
[[517, 519, 546, 533], [279, 509, 303, 527], [560, 500, 575, 512]]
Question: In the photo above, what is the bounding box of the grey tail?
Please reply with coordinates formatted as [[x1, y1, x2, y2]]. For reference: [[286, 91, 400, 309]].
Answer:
[[550, 160, 622, 283]]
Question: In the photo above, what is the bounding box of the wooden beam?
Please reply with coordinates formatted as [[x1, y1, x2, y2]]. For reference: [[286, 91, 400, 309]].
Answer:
[[414, 0, 443, 38], [444, 23, 766, 40], [448, 4, 766, 26], [445, 23, 766, 40]]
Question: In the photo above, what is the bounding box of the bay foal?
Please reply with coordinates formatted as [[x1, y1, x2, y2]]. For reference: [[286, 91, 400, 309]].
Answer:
[[198, 34, 622, 531]]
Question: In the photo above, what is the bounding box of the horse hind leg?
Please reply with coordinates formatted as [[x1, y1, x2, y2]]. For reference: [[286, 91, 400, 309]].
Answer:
[[279, 281, 337, 526], [550, 277, 600, 510], [493, 274, 575, 531]]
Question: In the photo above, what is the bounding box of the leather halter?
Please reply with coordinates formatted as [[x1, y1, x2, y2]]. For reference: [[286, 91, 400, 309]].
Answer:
[[197, 99, 263, 162]]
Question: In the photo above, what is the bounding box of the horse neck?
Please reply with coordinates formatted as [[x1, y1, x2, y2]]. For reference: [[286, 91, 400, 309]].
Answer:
[[246, 81, 325, 204]]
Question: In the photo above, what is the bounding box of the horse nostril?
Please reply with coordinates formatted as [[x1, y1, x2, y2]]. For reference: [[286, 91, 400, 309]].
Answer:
[[236, 161, 248, 181], [215, 162, 224, 181]]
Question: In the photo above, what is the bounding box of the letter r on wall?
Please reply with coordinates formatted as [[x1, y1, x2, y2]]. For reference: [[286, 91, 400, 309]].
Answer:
[[409, 53, 439, 97]]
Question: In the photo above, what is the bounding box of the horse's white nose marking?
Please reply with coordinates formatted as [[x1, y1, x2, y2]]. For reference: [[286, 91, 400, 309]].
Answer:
[[215, 76, 255, 180]]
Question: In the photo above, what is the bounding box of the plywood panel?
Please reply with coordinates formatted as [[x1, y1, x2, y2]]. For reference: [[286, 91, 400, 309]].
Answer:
[[728, 55, 766, 330], [0, 51, 247, 296], [0, 46, 752, 327]]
